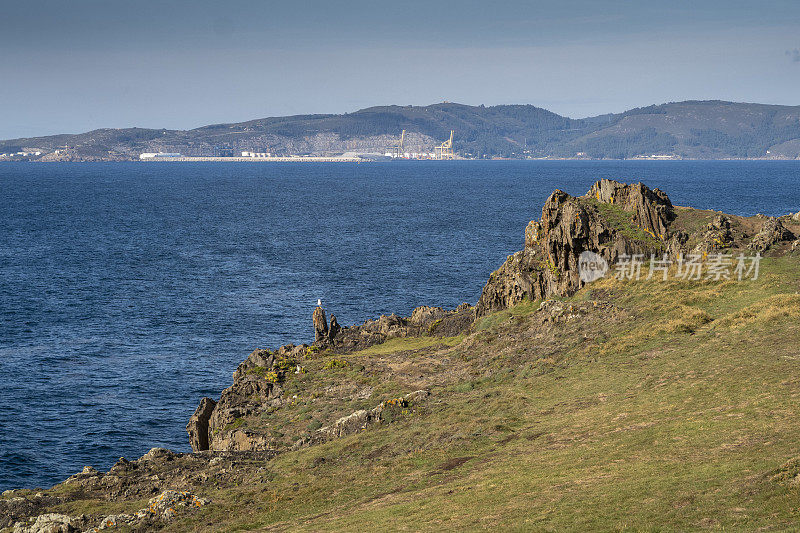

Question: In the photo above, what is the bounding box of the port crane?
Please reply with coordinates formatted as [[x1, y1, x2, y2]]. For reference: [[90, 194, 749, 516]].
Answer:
[[390, 129, 406, 158], [435, 130, 455, 160]]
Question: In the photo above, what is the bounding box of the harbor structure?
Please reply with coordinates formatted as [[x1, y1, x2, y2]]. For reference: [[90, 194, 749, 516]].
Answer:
[[435, 130, 455, 160]]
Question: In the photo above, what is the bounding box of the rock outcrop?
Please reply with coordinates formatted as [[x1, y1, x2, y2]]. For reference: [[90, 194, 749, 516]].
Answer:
[[186, 397, 216, 452], [692, 214, 734, 253], [328, 314, 341, 340], [300, 390, 430, 446], [588, 179, 674, 237], [12, 513, 79, 533], [314, 303, 474, 352], [748, 218, 794, 252], [187, 301, 473, 452], [476, 179, 674, 316], [198, 347, 293, 452], [313, 306, 328, 342], [10, 490, 210, 533], [0, 494, 63, 530]]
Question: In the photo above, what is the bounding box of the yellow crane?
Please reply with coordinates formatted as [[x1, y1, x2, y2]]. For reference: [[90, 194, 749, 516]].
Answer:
[[435, 130, 455, 160], [390, 129, 406, 158]]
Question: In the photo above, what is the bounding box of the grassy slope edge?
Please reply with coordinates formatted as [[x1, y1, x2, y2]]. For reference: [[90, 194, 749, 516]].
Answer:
[[4, 257, 800, 531], [173, 255, 800, 531]]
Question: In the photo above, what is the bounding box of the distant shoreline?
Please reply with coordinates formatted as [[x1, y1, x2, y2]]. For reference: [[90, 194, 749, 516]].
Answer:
[[2, 157, 799, 163]]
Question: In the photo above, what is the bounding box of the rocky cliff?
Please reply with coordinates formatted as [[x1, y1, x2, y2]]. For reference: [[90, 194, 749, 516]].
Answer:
[[476, 179, 676, 316], [476, 179, 799, 316]]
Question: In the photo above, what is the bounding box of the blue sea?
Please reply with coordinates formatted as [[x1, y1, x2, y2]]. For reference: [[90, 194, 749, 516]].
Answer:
[[1, 160, 799, 491]]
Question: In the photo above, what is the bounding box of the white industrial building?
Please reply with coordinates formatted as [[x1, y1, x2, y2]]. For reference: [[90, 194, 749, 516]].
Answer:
[[140, 153, 182, 159]]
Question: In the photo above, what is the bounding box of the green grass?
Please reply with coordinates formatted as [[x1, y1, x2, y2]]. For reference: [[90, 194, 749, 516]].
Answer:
[[342, 335, 464, 357], [584, 197, 665, 246], [179, 256, 796, 531], [24, 256, 800, 532], [474, 298, 541, 331]]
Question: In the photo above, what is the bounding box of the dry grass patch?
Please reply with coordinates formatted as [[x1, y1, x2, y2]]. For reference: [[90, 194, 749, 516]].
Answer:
[[714, 293, 800, 330]]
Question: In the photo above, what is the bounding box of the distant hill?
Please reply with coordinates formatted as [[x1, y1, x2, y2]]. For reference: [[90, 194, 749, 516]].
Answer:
[[2, 100, 800, 160], [561, 100, 800, 159]]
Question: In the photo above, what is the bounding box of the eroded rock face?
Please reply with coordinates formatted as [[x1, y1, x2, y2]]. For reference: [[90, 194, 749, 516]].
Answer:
[[0, 495, 63, 530], [313, 306, 328, 342], [12, 513, 78, 533], [476, 179, 675, 316], [186, 345, 306, 452], [328, 314, 341, 340], [588, 179, 674, 238], [186, 397, 216, 452], [748, 218, 794, 252]]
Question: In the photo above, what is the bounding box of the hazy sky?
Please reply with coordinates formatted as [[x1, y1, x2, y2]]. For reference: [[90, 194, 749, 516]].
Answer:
[[2, 0, 800, 138]]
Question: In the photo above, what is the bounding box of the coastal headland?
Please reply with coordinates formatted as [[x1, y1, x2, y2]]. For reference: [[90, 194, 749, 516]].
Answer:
[[3, 180, 800, 531]]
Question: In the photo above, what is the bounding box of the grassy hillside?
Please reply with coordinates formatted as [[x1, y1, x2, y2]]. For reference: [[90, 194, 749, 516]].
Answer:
[[8, 251, 800, 531], [175, 256, 800, 531]]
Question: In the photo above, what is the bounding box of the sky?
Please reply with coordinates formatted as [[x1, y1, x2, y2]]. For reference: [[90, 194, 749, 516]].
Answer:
[[1, 0, 800, 139]]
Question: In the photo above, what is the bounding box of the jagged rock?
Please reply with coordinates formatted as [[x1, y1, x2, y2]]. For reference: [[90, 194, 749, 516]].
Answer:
[[206, 376, 283, 450], [233, 348, 278, 381], [188, 300, 471, 452], [191, 341, 319, 452], [62, 466, 100, 485], [748, 218, 794, 252], [692, 214, 734, 253], [12, 513, 77, 533], [588, 179, 674, 237], [792, 211, 800, 222], [328, 314, 341, 340], [1, 495, 62, 530], [318, 304, 474, 353], [410, 306, 449, 325], [82, 490, 211, 532], [140, 490, 209, 521], [476, 180, 673, 316], [313, 306, 328, 342], [139, 448, 176, 463], [186, 397, 216, 452]]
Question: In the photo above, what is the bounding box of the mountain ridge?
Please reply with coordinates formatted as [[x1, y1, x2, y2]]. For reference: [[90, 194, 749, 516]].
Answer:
[[2, 100, 800, 160]]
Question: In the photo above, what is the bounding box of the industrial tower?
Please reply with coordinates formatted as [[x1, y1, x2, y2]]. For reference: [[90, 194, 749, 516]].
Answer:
[[435, 130, 455, 160], [390, 129, 406, 158]]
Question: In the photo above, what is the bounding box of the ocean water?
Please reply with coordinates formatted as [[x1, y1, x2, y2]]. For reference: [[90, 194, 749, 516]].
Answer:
[[1, 160, 799, 491]]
